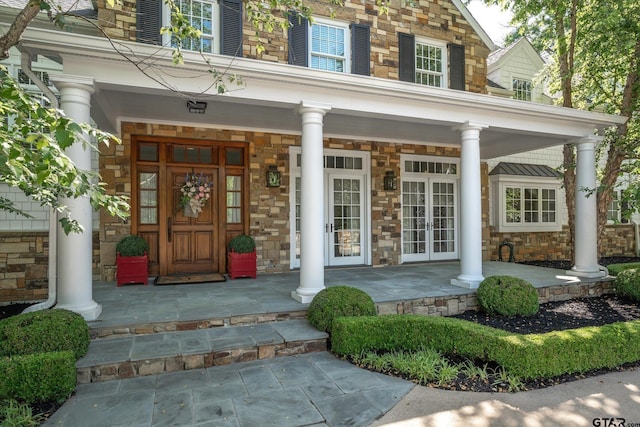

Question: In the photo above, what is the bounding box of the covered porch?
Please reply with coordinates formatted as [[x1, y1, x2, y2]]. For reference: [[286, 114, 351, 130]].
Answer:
[[88, 261, 613, 336]]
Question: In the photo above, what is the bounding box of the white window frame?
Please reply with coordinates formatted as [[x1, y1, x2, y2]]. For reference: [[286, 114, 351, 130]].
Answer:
[[490, 175, 562, 232], [512, 77, 532, 101], [414, 37, 447, 88], [163, 0, 220, 54], [288, 147, 371, 269], [309, 17, 351, 73]]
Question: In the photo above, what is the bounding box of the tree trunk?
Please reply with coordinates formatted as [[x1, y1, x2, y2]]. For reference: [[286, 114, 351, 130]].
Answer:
[[0, 1, 42, 60], [563, 144, 576, 260], [596, 38, 639, 254]]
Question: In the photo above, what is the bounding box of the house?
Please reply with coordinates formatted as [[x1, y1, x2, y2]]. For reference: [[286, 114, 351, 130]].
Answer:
[[484, 37, 638, 262], [0, 0, 625, 320]]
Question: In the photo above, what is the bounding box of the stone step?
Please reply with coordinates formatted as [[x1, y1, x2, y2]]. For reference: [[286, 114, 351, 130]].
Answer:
[[77, 320, 328, 384], [88, 309, 309, 339]]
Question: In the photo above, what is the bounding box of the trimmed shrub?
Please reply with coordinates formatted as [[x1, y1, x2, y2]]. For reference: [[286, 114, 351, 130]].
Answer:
[[0, 351, 76, 404], [116, 235, 148, 257], [608, 263, 640, 277], [0, 309, 89, 359], [228, 234, 256, 253], [614, 268, 640, 302], [331, 315, 640, 380], [308, 286, 376, 333], [477, 276, 539, 316]]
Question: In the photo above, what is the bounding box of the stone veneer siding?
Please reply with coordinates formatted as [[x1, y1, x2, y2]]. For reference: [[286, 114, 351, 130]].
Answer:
[[0, 231, 100, 304], [489, 224, 637, 262], [95, 0, 489, 94], [101, 122, 464, 279]]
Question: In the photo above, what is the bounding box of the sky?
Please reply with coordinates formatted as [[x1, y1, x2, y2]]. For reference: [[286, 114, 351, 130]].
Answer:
[[465, 0, 514, 46]]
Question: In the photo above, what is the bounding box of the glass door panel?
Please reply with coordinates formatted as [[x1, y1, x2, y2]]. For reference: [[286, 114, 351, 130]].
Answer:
[[328, 175, 365, 265]]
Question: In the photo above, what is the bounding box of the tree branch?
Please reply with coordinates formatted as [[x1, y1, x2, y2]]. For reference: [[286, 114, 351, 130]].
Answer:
[[0, 1, 42, 60]]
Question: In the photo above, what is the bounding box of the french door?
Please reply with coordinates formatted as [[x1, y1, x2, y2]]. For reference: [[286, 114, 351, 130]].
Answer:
[[402, 178, 458, 262], [327, 174, 365, 265], [290, 148, 370, 269]]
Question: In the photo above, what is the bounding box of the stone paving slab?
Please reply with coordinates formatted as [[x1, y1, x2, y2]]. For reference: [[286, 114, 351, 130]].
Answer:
[[76, 320, 329, 382], [47, 352, 414, 427]]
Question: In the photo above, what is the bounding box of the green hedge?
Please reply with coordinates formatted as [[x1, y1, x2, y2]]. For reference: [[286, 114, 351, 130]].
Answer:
[[606, 263, 640, 276], [0, 309, 89, 359], [614, 269, 640, 301], [308, 286, 376, 333], [477, 276, 539, 316], [332, 315, 640, 379], [0, 351, 76, 403]]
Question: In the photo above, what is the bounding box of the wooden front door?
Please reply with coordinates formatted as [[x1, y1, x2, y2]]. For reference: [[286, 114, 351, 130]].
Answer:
[[167, 167, 218, 275], [132, 137, 248, 277]]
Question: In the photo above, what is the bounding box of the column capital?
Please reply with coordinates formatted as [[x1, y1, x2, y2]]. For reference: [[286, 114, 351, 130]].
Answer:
[[572, 135, 603, 149], [453, 121, 489, 133], [298, 101, 332, 116], [49, 74, 95, 93]]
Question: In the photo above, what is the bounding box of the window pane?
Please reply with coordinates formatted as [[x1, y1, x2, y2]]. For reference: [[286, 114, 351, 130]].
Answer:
[[226, 148, 244, 166], [310, 22, 346, 73], [139, 144, 158, 162]]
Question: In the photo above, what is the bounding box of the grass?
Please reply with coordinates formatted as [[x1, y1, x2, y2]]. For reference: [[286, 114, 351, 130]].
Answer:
[[0, 399, 43, 427], [353, 348, 525, 392]]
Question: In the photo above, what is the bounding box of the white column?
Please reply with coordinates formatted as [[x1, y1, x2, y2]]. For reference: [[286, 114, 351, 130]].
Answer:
[[568, 137, 607, 278], [451, 122, 488, 289], [51, 75, 102, 320], [292, 102, 331, 303]]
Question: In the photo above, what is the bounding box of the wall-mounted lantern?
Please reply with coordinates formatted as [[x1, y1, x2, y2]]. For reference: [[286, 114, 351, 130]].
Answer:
[[383, 170, 397, 191], [266, 165, 281, 187]]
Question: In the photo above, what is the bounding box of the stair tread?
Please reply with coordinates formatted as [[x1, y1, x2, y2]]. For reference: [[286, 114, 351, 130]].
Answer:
[[78, 319, 327, 369]]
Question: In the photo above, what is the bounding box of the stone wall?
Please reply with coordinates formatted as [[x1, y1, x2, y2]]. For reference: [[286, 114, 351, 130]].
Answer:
[[104, 122, 463, 277], [96, 0, 489, 93], [488, 224, 637, 262], [0, 231, 100, 304]]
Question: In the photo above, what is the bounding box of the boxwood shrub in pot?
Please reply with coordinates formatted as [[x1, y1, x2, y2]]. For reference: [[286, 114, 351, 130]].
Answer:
[[227, 234, 256, 279], [116, 235, 149, 257], [116, 235, 149, 286]]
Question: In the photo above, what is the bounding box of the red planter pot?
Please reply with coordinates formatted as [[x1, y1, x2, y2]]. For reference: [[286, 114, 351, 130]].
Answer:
[[227, 250, 257, 280], [116, 253, 149, 287]]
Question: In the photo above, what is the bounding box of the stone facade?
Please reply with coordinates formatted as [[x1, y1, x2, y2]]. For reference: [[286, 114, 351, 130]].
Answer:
[[95, 0, 489, 93], [0, 231, 101, 304], [100, 122, 464, 279], [488, 224, 636, 262]]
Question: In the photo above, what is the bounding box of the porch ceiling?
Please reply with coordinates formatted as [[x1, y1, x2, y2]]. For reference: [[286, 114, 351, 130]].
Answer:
[[17, 26, 626, 159]]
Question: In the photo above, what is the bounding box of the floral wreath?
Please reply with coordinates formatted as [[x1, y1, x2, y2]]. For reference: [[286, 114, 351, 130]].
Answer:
[[179, 173, 212, 216]]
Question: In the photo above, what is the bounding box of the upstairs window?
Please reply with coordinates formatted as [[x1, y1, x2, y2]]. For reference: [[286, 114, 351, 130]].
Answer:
[[288, 14, 370, 76], [513, 78, 532, 101], [399, 33, 464, 90], [310, 20, 348, 73], [415, 41, 445, 87], [164, 0, 218, 54], [138, 0, 242, 57]]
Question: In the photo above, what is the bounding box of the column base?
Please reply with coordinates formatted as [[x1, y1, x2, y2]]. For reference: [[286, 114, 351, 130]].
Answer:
[[451, 275, 484, 289], [55, 300, 102, 321], [291, 288, 324, 304], [566, 266, 608, 279]]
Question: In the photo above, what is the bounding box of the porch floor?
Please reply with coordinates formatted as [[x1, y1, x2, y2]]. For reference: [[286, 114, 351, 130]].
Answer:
[[89, 261, 605, 331]]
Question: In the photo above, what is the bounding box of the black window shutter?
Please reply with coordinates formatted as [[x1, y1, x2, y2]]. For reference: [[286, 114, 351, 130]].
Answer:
[[449, 43, 465, 90], [288, 12, 309, 66], [220, 0, 243, 57], [351, 23, 370, 76], [398, 33, 415, 83], [137, 0, 162, 45]]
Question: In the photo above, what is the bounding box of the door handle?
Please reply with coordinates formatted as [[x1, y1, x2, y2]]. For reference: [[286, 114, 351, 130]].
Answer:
[[168, 217, 172, 242]]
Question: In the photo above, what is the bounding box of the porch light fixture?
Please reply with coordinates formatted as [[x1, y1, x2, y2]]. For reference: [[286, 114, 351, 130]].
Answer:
[[384, 171, 397, 191], [266, 165, 281, 187], [187, 100, 207, 114]]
